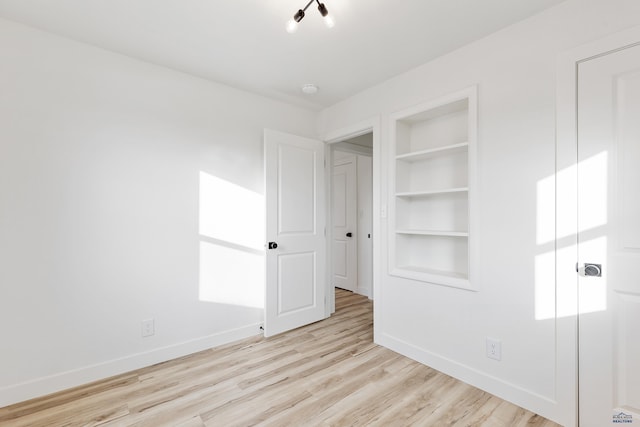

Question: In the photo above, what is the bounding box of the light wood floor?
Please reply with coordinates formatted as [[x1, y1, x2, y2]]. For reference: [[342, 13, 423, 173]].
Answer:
[[0, 290, 561, 427]]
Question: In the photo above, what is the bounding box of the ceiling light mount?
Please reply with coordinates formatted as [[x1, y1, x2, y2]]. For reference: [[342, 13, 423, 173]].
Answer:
[[301, 84, 319, 95], [286, 0, 334, 33]]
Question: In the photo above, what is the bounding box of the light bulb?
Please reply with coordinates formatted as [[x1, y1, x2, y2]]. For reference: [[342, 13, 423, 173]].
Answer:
[[317, 3, 334, 28], [286, 19, 299, 33], [324, 15, 335, 28]]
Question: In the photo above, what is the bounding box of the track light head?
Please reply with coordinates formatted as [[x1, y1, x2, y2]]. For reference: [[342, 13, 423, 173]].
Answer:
[[293, 9, 305, 23], [286, 0, 334, 32], [287, 9, 305, 33], [318, 3, 335, 28], [317, 3, 328, 17]]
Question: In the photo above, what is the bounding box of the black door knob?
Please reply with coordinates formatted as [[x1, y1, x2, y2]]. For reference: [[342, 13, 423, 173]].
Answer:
[[346, 232, 352, 237], [268, 242, 278, 249]]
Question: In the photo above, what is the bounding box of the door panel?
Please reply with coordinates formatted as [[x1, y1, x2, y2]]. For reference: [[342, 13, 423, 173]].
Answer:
[[578, 43, 640, 426], [278, 252, 315, 313], [619, 71, 640, 250], [332, 157, 357, 291], [264, 129, 326, 337], [278, 145, 316, 234]]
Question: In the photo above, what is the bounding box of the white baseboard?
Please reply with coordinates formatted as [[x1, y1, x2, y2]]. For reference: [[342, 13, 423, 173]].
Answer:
[[375, 332, 561, 425], [356, 287, 372, 299], [0, 323, 261, 408]]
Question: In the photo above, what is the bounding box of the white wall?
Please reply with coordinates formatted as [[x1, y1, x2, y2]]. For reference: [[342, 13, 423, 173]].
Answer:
[[318, 0, 640, 425], [0, 18, 317, 406]]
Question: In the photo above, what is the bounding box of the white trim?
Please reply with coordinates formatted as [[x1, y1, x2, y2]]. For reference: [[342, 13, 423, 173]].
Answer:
[[332, 141, 373, 157], [0, 323, 260, 408], [332, 153, 357, 167], [322, 117, 381, 327], [323, 118, 378, 144], [555, 24, 640, 427], [377, 332, 558, 422]]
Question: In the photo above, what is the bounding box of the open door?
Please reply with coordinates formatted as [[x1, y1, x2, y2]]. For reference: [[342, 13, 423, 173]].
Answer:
[[264, 129, 326, 337]]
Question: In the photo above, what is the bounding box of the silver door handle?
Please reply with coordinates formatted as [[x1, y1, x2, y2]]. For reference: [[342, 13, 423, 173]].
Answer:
[[577, 263, 602, 277]]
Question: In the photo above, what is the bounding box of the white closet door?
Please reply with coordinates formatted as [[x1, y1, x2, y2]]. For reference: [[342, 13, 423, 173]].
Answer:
[[577, 43, 640, 426]]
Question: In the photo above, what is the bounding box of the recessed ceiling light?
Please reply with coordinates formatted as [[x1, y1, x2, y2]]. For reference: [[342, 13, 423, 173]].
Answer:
[[302, 84, 319, 95]]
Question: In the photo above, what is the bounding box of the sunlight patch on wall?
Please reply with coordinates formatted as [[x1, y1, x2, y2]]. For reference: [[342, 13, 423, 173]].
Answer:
[[199, 241, 264, 308], [556, 161, 577, 244], [535, 163, 561, 320], [536, 174, 555, 246], [535, 151, 608, 320], [556, 244, 578, 319], [198, 172, 265, 308], [535, 250, 555, 320], [199, 172, 264, 250], [578, 152, 608, 233]]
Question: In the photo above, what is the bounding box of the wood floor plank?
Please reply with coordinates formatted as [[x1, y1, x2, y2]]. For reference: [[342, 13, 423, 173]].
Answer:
[[319, 360, 437, 426], [0, 289, 561, 427]]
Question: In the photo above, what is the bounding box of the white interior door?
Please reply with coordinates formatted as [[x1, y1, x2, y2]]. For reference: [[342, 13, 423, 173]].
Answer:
[[577, 43, 640, 426], [357, 155, 373, 298], [332, 156, 357, 291], [264, 129, 326, 337]]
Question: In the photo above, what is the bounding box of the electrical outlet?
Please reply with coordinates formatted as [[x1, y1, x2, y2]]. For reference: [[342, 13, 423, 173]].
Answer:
[[141, 319, 155, 337], [486, 337, 502, 361]]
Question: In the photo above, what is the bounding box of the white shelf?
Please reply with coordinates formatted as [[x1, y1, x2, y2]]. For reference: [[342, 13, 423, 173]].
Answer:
[[390, 265, 471, 290], [395, 265, 468, 279], [389, 86, 476, 290], [395, 187, 468, 198], [396, 142, 468, 162], [396, 229, 468, 237]]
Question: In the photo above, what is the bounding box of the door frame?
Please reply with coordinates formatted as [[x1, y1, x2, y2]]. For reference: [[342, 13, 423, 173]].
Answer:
[[556, 25, 640, 427], [322, 117, 381, 336]]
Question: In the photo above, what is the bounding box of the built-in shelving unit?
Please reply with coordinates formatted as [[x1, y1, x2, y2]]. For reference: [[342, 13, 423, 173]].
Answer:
[[389, 87, 477, 290]]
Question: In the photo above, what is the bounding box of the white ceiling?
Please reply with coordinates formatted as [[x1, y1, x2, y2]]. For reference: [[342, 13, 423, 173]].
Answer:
[[0, 0, 566, 110]]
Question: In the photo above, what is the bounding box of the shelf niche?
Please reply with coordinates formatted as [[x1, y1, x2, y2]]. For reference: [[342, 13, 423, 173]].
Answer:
[[389, 87, 477, 291]]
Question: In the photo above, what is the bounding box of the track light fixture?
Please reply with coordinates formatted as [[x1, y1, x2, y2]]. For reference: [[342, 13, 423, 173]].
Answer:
[[286, 0, 334, 33]]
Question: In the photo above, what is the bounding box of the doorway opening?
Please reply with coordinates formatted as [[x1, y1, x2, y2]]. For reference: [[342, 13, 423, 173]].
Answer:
[[330, 133, 373, 302]]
